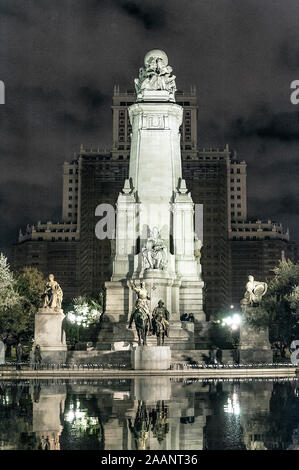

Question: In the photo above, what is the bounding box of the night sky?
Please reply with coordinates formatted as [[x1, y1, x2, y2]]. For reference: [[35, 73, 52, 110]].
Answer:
[[1, 0, 299, 255]]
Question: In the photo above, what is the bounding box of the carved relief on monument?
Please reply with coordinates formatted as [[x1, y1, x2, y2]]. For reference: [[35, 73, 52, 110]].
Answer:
[[142, 227, 167, 270]]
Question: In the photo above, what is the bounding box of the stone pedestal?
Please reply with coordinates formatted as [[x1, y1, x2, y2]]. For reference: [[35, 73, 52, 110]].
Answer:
[[239, 316, 273, 364], [33, 307, 67, 363], [131, 345, 171, 370]]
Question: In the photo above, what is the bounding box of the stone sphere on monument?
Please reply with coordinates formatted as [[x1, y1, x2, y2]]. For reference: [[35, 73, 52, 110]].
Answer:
[[144, 49, 168, 67]]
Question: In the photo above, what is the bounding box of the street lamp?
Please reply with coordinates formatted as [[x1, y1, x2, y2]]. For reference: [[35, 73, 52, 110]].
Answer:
[[222, 313, 242, 331]]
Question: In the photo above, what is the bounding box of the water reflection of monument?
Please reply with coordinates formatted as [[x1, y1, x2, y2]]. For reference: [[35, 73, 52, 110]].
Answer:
[[100, 377, 212, 450], [31, 382, 66, 450], [2, 379, 298, 450], [238, 382, 273, 450]]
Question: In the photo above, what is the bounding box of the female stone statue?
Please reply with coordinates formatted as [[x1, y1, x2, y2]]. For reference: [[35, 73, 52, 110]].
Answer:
[[42, 274, 63, 310]]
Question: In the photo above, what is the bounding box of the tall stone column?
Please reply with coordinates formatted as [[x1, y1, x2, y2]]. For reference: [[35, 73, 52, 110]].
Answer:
[[99, 50, 206, 352]]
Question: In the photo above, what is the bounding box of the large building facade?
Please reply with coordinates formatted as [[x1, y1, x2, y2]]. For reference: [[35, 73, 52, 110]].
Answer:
[[12, 87, 296, 317]]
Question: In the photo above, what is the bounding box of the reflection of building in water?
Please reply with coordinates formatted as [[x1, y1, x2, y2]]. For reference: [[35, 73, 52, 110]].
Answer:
[[32, 382, 66, 450], [288, 426, 299, 450]]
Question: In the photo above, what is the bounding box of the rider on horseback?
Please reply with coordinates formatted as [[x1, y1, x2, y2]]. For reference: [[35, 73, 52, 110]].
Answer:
[[129, 280, 152, 345]]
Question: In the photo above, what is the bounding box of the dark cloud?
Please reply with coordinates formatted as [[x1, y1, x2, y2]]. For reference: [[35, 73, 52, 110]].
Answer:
[[231, 109, 299, 142], [120, 1, 166, 30], [0, 0, 299, 254], [0, 0, 28, 22], [78, 86, 106, 110]]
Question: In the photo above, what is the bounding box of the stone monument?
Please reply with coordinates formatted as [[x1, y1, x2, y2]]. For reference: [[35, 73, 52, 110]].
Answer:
[[239, 275, 273, 363], [0, 340, 5, 364], [98, 50, 205, 353], [33, 274, 67, 363]]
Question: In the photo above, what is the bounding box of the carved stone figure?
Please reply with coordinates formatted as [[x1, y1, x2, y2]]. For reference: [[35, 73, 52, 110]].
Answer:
[[42, 274, 63, 310], [142, 227, 167, 270], [129, 280, 151, 314], [151, 300, 170, 346], [194, 234, 202, 260], [134, 49, 177, 102], [241, 275, 268, 307]]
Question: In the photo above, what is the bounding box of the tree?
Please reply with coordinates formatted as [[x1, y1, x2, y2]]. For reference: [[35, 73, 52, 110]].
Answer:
[[245, 260, 299, 351], [64, 293, 103, 346], [0, 253, 20, 311], [0, 266, 46, 351]]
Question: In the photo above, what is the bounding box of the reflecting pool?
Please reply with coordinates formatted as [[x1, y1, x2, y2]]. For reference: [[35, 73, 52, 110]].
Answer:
[[0, 377, 298, 450]]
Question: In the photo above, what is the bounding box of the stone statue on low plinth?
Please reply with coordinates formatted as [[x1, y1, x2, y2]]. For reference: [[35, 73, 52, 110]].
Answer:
[[152, 300, 170, 346], [134, 49, 177, 102], [33, 274, 67, 363], [142, 227, 167, 270], [239, 275, 272, 364], [42, 274, 63, 311], [241, 275, 267, 307], [129, 280, 151, 345]]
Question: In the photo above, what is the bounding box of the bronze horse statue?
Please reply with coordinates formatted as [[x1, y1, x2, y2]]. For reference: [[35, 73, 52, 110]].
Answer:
[[128, 300, 151, 346]]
